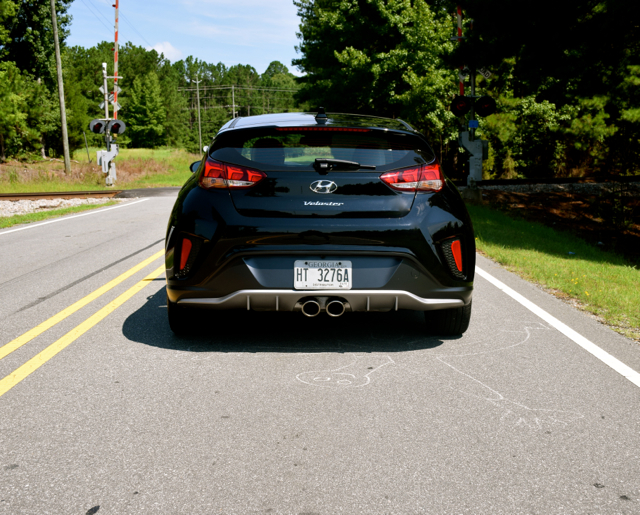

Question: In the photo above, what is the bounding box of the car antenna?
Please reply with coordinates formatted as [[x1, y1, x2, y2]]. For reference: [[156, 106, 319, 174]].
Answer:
[[315, 107, 328, 124]]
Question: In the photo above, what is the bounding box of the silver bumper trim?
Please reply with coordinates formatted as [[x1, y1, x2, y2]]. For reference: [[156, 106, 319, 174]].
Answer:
[[178, 289, 464, 312]]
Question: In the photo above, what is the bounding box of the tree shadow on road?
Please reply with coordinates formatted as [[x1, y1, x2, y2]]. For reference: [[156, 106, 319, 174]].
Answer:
[[122, 287, 449, 353]]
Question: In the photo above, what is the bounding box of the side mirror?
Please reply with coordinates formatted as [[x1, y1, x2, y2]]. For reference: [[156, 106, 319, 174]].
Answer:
[[190, 161, 201, 173]]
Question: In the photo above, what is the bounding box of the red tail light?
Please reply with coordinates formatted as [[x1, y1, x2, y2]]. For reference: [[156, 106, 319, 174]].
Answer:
[[199, 157, 266, 190], [180, 238, 192, 270], [451, 239, 463, 272], [379, 163, 444, 193]]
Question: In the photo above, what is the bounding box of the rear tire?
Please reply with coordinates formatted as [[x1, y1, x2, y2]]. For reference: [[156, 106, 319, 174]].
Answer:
[[167, 296, 190, 335], [424, 301, 472, 336]]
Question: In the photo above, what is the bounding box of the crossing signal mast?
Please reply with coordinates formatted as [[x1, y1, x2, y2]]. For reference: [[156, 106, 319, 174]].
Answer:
[[450, 5, 496, 186], [88, 2, 125, 186]]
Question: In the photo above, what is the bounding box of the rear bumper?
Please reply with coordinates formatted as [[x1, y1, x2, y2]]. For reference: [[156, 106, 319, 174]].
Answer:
[[166, 181, 475, 312], [177, 289, 464, 312], [167, 253, 472, 312]]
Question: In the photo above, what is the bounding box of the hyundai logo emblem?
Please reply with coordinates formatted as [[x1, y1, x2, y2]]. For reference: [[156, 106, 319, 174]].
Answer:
[[310, 180, 338, 194]]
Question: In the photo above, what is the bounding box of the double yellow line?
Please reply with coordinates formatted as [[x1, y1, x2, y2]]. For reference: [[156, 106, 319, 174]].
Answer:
[[0, 250, 166, 397]]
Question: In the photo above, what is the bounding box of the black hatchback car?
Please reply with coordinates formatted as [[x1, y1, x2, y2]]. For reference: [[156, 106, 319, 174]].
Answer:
[[165, 110, 474, 335]]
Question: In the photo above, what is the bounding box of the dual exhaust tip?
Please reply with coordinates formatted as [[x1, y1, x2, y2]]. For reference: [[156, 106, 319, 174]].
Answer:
[[297, 297, 349, 318]]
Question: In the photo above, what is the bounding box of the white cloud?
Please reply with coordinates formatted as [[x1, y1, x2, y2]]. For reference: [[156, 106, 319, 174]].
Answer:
[[147, 41, 183, 61]]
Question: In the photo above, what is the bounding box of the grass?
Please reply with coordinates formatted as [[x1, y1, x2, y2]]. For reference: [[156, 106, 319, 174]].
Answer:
[[0, 147, 200, 193], [0, 201, 118, 229], [468, 204, 640, 341]]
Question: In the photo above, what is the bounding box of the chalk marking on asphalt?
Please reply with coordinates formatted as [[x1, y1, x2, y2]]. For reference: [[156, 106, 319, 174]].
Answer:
[[476, 266, 640, 388], [0, 250, 164, 361], [0, 265, 165, 397], [297, 355, 395, 388], [0, 198, 149, 237]]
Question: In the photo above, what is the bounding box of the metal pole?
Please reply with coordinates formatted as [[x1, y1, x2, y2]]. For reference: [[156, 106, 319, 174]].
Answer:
[[102, 63, 109, 119], [49, 0, 71, 174], [195, 75, 202, 155], [113, 0, 119, 119], [457, 5, 464, 96], [232, 84, 236, 118], [470, 66, 476, 141]]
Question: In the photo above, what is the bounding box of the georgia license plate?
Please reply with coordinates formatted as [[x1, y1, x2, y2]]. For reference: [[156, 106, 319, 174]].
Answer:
[[294, 260, 352, 290]]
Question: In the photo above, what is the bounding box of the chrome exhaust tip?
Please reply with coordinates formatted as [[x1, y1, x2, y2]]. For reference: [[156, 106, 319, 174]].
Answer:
[[301, 300, 321, 317], [326, 300, 346, 317]]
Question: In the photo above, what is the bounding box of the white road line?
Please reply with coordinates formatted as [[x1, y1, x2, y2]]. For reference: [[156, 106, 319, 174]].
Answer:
[[476, 266, 640, 389], [0, 198, 150, 237]]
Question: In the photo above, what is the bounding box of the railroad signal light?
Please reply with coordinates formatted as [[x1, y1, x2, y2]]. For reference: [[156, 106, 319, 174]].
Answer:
[[450, 95, 497, 118], [475, 96, 497, 117], [107, 119, 127, 135], [89, 119, 106, 134], [450, 95, 473, 117]]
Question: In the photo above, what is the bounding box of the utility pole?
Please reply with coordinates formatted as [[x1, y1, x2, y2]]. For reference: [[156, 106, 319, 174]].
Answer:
[[49, 0, 71, 174], [113, 0, 119, 119], [457, 5, 464, 96], [232, 84, 236, 118], [192, 75, 203, 155], [469, 65, 476, 141]]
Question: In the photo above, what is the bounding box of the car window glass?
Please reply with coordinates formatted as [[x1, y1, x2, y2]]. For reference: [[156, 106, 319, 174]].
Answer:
[[211, 128, 434, 171]]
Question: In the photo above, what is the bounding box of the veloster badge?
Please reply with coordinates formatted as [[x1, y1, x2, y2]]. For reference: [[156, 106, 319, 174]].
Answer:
[[310, 180, 338, 194]]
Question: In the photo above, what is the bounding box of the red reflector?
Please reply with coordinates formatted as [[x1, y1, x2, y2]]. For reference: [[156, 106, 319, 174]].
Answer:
[[451, 239, 463, 272], [180, 238, 192, 270], [199, 157, 266, 189], [380, 163, 444, 192], [275, 127, 371, 132]]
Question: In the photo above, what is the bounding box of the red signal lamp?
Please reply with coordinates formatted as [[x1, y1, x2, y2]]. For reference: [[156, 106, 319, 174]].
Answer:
[[475, 96, 497, 117], [89, 119, 106, 134], [450, 95, 473, 117]]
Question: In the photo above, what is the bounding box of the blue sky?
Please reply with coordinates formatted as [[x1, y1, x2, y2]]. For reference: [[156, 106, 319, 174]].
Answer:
[[67, 0, 303, 75]]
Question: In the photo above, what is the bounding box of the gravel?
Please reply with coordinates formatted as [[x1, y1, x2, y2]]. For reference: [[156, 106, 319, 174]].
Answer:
[[0, 197, 126, 218]]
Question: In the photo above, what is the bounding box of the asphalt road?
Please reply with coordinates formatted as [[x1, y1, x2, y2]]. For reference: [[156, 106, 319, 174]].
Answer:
[[1, 196, 639, 515]]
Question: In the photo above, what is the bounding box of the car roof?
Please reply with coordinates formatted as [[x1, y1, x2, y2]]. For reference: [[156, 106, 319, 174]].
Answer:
[[218, 112, 415, 133]]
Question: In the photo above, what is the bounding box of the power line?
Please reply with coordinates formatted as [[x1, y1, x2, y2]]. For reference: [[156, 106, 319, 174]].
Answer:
[[78, 0, 112, 35], [178, 86, 298, 93], [83, 0, 154, 50], [119, 11, 153, 47]]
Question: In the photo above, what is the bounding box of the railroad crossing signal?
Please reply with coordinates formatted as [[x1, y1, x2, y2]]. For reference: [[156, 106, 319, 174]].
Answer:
[[99, 85, 121, 95], [89, 119, 106, 134], [478, 67, 492, 79], [450, 95, 497, 117], [89, 118, 127, 187], [99, 96, 122, 111], [107, 119, 126, 134], [475, 96, 497, 117]]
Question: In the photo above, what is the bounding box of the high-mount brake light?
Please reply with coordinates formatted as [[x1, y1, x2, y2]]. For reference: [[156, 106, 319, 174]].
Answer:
[[199, 157, 266, 190], [379, 163, 444, 193], [275, 127, 371, 132]]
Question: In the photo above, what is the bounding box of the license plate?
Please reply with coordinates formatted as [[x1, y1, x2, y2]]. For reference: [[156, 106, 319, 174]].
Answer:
[[294, 260, 352, 290]]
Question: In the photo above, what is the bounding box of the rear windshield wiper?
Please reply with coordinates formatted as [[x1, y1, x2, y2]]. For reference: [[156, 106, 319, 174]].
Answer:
[[313, 158, 376, 173]]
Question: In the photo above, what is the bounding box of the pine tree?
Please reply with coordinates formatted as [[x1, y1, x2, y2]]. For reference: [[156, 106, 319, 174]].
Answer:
[[126, 71, 167, 148]]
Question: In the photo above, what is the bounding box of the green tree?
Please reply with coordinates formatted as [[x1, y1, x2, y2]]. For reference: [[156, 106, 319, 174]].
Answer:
[[293, 0, 457, 147], [2, 0, 73, 86], [443, 0, 640, 176], [0, 62, 39, 160], [259, 60, 300, 114], [0, 0, 17, 54], [125, 71, 166, 148]]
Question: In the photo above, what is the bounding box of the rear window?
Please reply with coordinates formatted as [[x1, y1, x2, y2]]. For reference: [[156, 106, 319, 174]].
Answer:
[[209, 127, 436, 172]]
